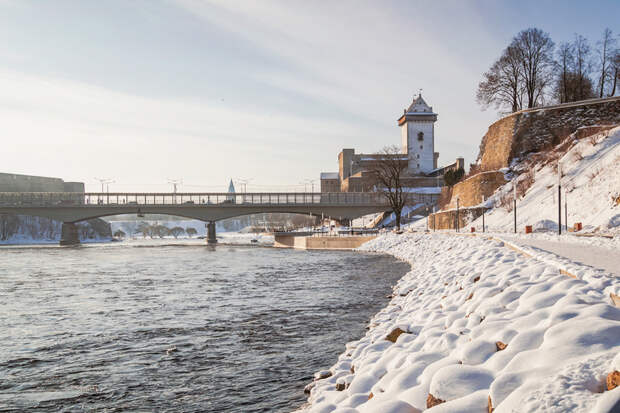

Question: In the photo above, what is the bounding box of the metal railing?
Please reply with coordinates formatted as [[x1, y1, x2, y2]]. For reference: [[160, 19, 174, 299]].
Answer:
[[0, 192, 391, 207]]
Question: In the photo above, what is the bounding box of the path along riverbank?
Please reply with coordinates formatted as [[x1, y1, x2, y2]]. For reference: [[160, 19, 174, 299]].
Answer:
[[298, 232, 620, 413]]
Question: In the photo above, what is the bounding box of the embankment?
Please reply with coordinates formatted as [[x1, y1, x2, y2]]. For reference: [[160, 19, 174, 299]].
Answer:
[[300, 232, 620, 413], [274, 233, 376, 250]]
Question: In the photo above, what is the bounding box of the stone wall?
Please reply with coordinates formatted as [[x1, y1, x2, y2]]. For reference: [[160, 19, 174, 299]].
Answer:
[[477, 97, 620, 171], [446, 171, 507, 209], [428, 207, 487, 230]]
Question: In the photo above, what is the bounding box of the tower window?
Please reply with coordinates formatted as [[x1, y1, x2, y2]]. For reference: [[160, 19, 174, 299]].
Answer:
[[420, 145, 423, 149], [417, 131, 424, 141], [416, 154, 420, 159]]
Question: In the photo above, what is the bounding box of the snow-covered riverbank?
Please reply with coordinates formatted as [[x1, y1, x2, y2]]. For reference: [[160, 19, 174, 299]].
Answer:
[[300, 233, 620, 412]]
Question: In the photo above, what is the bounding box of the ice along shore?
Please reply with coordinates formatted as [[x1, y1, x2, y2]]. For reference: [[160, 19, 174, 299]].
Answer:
[[297, 232, 620, 413]]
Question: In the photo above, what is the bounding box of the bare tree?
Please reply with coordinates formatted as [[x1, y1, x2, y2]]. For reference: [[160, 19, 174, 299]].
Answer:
[[611, 51, 620, 96], [186, 227, 198, 238], [512, 28, 555, 108], [367, 145, 409, 231], [477, 45, 524, 112], [555, 42, 574, 103], [169, 226, 185, 238], [572, 34, 595, 100], [595, 28, 617, 97]]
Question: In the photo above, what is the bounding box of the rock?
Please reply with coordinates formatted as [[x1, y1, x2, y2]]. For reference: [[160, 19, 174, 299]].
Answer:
[[336, 381, 346, 391], [466, 292, 474, 300], [427, 393, 445, 408], [495, 341, 507, 351], [368, 392, 373, 400], [304, 382, 315, 394], [488, 395, 493, 412], [386, 327, 407, 343], [474, 276, 481, 283], [350, 365, 355, 373], [314, 370, 332, 380], [607, 370, 620, 391]]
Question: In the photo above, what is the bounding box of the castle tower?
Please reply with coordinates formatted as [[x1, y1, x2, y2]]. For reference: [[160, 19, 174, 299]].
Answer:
[[397, 93, 438, 174]]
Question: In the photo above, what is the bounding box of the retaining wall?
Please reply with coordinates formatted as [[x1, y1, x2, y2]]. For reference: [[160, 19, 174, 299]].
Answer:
[[477, 97, 620, 171]]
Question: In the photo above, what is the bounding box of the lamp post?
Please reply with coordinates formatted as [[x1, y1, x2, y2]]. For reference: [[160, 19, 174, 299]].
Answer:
[[557, 162, 562, 235], [482, 195, 486, 233], [513, 179, 517, 234], [168, 179, 182, 204], [455, 195, 460, 232]]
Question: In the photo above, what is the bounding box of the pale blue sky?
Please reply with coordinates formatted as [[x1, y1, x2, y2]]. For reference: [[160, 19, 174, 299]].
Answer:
[[1, 0, 617, 191]]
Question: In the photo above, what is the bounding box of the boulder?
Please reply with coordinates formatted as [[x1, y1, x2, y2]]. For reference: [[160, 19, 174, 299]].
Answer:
[[607, 370, 620, 391], [427, 393, 445, 408], [314, 370, 332, 380], [386, 327, 407, 343], [495, 341, 507, 351]]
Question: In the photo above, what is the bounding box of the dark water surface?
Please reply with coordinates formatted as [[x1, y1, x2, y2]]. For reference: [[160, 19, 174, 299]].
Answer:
[[0, 240, 409, 412]]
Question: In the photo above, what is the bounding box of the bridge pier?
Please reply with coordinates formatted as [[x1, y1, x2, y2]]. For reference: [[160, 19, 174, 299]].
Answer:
[[207, 221, 217, 244], [60, 222, 80, 246]]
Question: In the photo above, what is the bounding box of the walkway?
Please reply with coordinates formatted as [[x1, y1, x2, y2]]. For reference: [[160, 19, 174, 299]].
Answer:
[[500, 235, 620, 278]]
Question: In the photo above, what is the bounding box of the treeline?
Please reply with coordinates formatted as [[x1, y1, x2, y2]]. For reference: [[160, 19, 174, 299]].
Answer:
[[477, 28, 619, 113], [114, 223, 198, 239], [0, 215, 110, 241]]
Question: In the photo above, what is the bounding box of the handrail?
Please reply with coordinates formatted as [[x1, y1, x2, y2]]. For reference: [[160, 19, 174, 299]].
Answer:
[[0, 191, 406, 207]]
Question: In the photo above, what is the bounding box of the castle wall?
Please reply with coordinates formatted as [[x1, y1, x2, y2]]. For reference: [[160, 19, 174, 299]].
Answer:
[[446, 171, 507, 209], [477, 97, 620, 171]]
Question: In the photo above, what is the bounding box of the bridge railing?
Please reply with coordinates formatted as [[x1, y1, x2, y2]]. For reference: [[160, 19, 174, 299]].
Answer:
[[0, 192, 399, 207]]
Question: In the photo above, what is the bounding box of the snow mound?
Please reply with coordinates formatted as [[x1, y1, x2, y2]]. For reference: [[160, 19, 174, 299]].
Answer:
[[299, 233, 620, 412]]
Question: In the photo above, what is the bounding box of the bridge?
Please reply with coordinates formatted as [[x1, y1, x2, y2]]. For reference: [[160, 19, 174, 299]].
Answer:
[[0, 191, 438, 245]]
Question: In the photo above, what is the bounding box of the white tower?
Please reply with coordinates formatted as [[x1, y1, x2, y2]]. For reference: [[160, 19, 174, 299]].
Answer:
[[397, 93, 437, 174]]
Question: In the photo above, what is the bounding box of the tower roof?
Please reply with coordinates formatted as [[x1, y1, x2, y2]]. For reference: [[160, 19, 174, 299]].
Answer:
[[397, 93, 437, 125], [406, 94, 433, 114], [227, 179, 235, 193]]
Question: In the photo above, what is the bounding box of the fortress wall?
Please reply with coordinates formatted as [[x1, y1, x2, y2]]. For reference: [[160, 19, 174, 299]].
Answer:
[[477, 97, 620, 171], [446, 171, 507, 209]]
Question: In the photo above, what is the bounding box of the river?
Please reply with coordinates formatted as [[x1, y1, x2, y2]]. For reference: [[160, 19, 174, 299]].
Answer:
[[0, 239, 409, 412]]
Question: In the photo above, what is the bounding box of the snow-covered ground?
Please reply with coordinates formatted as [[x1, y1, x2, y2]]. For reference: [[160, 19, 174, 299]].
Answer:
[[476, 126, 619, 235], [299, 233, 620, 412]]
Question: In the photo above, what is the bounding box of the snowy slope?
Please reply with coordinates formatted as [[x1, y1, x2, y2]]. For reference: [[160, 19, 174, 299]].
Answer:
[[474, 126, 620, 234], [300, 233, 620, 413]]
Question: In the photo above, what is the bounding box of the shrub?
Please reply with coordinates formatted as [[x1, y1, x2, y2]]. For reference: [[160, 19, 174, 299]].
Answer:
[[572, 149, 584, 161], [516, 170, 535, 198], [444, 168, 465, 186]]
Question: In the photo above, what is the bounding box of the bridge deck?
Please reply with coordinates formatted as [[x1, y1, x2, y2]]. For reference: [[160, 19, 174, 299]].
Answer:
[[0, 192, 437, 207]]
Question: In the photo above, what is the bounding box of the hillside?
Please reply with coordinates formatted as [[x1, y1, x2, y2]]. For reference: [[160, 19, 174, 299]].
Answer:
[[470, 125, 620, 234]]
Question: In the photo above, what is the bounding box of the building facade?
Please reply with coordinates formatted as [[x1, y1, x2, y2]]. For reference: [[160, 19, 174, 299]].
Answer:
[[0, 172, 84, 193]]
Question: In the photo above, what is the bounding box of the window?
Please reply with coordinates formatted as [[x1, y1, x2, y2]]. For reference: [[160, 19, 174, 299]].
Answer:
[[416, 154, 420, 159], [420, 145, 423, 149], [417, 131, 424, 141]]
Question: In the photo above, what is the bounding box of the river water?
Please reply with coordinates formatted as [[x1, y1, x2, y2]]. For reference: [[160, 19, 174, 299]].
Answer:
[[0, 240, 409, 412]]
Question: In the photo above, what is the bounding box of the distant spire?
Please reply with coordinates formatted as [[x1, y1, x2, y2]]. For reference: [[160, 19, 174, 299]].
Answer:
[[228, 179, 235, 193]]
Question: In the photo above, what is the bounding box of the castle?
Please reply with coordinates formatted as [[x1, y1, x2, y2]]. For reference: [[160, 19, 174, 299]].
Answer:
[[320, 94, 464, 192]]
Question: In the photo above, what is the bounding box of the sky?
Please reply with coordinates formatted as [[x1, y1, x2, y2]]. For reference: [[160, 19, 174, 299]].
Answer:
[[1, 0, 618, 192]]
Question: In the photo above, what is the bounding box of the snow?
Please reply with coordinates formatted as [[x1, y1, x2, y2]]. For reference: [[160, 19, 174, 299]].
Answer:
[[469, 126, 620, 235], [298, 233, 620, 412], [402, 187, 442, 194]]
